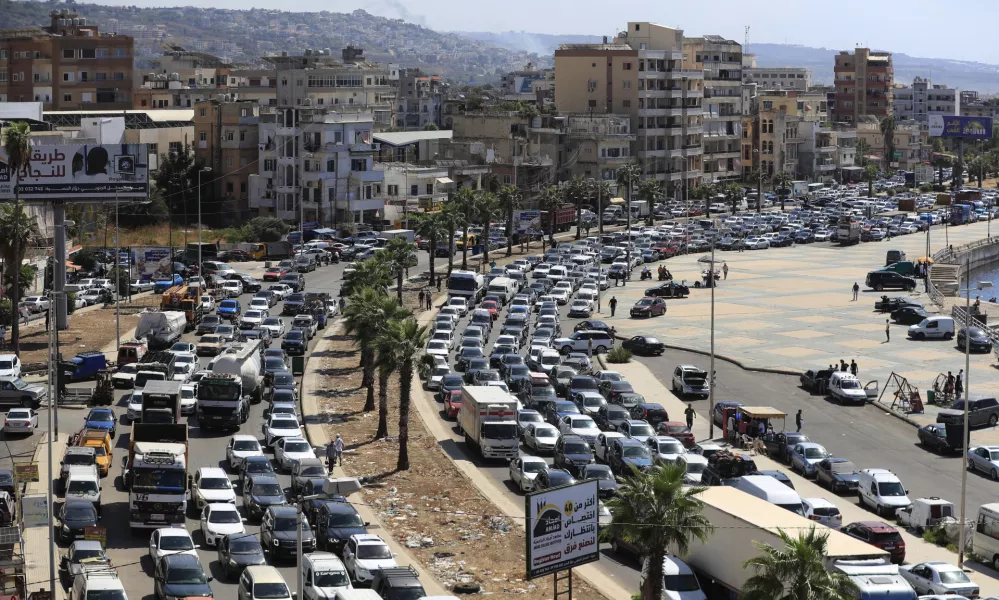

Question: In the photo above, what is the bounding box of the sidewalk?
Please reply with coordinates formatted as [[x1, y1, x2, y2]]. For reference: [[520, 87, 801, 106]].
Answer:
[[23, 431, 69, 600], [603, 353, 999, 591]]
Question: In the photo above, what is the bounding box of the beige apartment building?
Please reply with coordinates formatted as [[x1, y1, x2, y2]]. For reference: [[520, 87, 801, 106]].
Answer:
[[554, 21, 704, 198], [756, 90, 828, 178], [564, 113, 636, 194], [684, 35, 743, 182], [832, 48, 894, 124], [193, 99, 260, 224]]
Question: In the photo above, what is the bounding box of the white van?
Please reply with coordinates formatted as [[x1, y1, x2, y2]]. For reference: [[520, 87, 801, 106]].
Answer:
[[973, 503, 999, 569], [827, 372, 867, 405], [303, 552, 352, 599], [569, 254, 595, 270], [334, 590, 383, 600], [858, 468, 911, 517], [907, 316, 955, 340], [733, 475, 804, 515], [547, 265, 569, 283], [65, 464, 102, 508], [486, 277, 518, 305]]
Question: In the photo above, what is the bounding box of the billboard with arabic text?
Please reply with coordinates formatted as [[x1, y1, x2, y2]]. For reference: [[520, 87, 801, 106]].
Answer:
[[525, 479, 599, 579], [0, 144, 149, 199], [929, 115, 994, 139]]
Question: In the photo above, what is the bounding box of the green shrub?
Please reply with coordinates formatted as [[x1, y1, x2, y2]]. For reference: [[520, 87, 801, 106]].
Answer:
[[606, 347, 632, 364], [245, 217, 291, 242], [0, 298, 11, 327], [67, 292, 77, 314]]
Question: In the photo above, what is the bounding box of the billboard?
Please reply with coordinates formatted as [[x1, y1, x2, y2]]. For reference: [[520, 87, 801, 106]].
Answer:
[[514, 210, 542, 235], [135, 247, 173, 278], [525, 479, 599, 579], [929, 115, 993, 139], [0, 144, 149, 199]]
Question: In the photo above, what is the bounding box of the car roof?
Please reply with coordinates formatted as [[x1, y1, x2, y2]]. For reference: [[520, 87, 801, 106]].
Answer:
[[197, 467, 228, 478], [245, 565, 286, 583], [163, 553, 200, 567], [159, 527, 193, 537], [267, 505, 297, 516], [851, 521, 897, 532], [352, 533, 387, 545], [803, 497, 837, 509]]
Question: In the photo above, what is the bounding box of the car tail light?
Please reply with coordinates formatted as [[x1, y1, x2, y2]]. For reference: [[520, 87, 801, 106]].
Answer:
[[808, 515, 821, 521]]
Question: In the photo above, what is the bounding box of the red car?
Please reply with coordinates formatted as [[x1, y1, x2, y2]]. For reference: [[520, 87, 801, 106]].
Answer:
[[652, 243, 679, 258], [629, 296, 667, 318], [657, 421, 695, 448], [445, 390, 462, 419], [479, 300, 501, 320], [840, 521, 905, 563], [263, 266, 288, 282]]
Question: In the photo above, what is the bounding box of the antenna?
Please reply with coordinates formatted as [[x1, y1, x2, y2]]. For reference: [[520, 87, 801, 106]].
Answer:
[[744, 25, 750, 54]]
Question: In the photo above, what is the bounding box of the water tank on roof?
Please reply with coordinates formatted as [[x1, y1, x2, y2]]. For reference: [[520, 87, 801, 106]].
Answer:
[[281, 51, 288, 57], [72, 18, 80, 25], [305, 49, 312, 56], [79, 18, 86, 25]]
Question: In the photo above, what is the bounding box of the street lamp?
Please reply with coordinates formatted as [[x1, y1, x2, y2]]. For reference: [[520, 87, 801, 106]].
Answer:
[[697, 248, 718, 438], [198, 167, 212, 271]]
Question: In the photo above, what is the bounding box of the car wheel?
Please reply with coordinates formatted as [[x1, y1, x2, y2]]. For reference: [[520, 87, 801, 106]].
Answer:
[[916, 332, 925, 340], [991, 414, 999, 427], [968, 459, 976, 472], [596, 345, 607, 354], [875, 284, 884, 291], [993, 554, 999, 572]]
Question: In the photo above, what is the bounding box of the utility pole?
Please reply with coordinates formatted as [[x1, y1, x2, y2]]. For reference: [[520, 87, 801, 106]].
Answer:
[[115, 191, 120, 350]]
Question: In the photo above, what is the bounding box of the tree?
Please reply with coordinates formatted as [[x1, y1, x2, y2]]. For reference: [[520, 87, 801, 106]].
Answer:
[[855, 139, 870, 167], [342, 257, 392, 297], [1, 121, 37, 352], [245, 217, 290, 242], [497, 184, 522, 256], [617, 162, 643, 263], [414, 212, 447, 287], [880, 115, 897, 173], [379, 317, 429, 471], [604, 463, 713, 600], [772, 171, 793, 211], [593, 180, 613, 234], [422, 122, 439, 131], [342, 288, 388, 413], [745, 168, 767, 212], [475, 191, 502, 271], [723, 182, 744, 215], [968, 154, 986, 187], [934, 155, 952, 187], [72, 248, 98, 272], [742, 528, 859, 600], [535, 185, 562, 251], [564, 175, 587, 240], [441, 201, 461, 277], [862, 164, 879, 198], [3, 263, 35, 298], [381, 237, 418, 306], [637, 178, 661, 226], [452, 188, 477, 271], [373, 298, 411, 439]]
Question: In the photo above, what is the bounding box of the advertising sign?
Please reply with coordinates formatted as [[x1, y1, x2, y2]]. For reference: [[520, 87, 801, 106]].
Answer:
[[0, 144, 149, 199], [525, 479, 599, 579], [135, 247, 173, 278], [84, 525, 107, 546], [21, 496, 48, 527], [929, 115, 994, 139], [14, 463, 38, 483], [514, 210, 542, 235]]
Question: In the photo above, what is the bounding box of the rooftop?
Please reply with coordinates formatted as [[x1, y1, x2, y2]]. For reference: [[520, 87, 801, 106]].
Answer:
[[373, 130, 453, 147]]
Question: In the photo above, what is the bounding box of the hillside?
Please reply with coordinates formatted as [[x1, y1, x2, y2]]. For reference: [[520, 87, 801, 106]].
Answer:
[[457, 30, 601, 57], [0, 1, 541, 82]]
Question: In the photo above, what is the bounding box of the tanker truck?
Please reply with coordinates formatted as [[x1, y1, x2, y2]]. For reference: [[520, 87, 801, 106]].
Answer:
[[210, 339, 263, 403]]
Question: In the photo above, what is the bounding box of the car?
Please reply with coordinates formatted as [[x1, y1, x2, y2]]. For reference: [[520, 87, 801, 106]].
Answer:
[[645, 282, 690, 299], [892, 306, 932, 325], [83, 407, 116, 439], [646, 435, 686, 464], [342, 534, 398, 584], [274, 436, 316, 471], [866, 271, 917, 291], [292, 314, 318, 339], [957, 327, 993, 353], [788, 442, 831, 477], [242, 473, 288, 520], [574, 320, 614, 334], [596, 404, 631, 433], [621, 335, 665, 356], [712, 400, 743, 426], [689, 441, 723, 460], [608, 437, 654, 476], [264, 266, 289, 281], [238, 454, 276, 485], [815, 458, 861, 494], [61, 539, 111, 576], [799, 368, 836, 394], [130, 279, 155, 293], [226, 435, 264, 470], [216, 533, 266, 580], [262, 414, 303, 447], [534, 468, 576, 491], [594, 431, 626, 462], [630, 296, 667, 318], [218, 299, 242, 318], [170, 341, 197, 355], [508, 456, 549, 492], [148, 527, 198, 562], [261, 505, 316, 559], [281, 329, 308, 356], [269, 284, 293, 300], [968, 445, 999, 479], [937, 397, 999, 428], [918, 423, 959, 455], [656, 421, 695, 447], [568, 299, 593, 318], [197, 335, 224, 356], [558, 415, 600, 445], [600, 380, 635, 404], [280, 273, 305, 293], [841, 521, 906, 564], [444, 390, 462, 419], [200, 502, 246, 548], [554, 330, 615, 355], [523, 423, 560, 453], [153, 553, 214, 600], [22, 296, 50, 312], [190, 466, 237, 510], [802, 497, 843, 528], [581, 463, 618, 498], [900, 562, 979, 597], [573, 390, 607, 417], [3, 408, 37, 434], [58, 500, 100, 545]]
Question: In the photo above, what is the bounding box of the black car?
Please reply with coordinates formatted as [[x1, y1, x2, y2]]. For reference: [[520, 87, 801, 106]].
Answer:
[[630, 403, 669, 428], [757, 469, 795, 489], [0, 469, 14, 496], [600, 380, 635, 403], [553, 435, 594, 476], [506, 365, 531, 393], [314, 500, 368, 553], [958, 327, 993, 353], [580, 464, 619, 498], [891, 306, 931, 325], [793, 230, 814, 244], [534, 468, 576, 491], [281, 329, 307, 356], [216, 533, 266, 580], [573, 320, 613, 334], [232, 273, 261, 293], [866, 271, 916, 292], [814, 457, 861, 494], [436, 374, 464, 402], [282, 293, 306, 315], [875, 296, 921, 313], [455, 348, 486, 372], [261, 506, 316, 558], [269, 371, 297, 401], [280, 273, 305, 292], [761, 432, 810, 463], [799, 369, 835, 394], [621, 335, 666, 356], [154, 554, 214, 600], [58, 500, 99, 544], [645, 282, 689, 298], [489, 346, 518, 370], [772, 234, 794, 247], [463, 358, 491, 384], [198, 315, 221, 335], [596, 404, 631, 431], [242, 474, 288, 520], [262, 357, 288, 384], [918, 423, 959, 454], [238, 455, 276, 485]]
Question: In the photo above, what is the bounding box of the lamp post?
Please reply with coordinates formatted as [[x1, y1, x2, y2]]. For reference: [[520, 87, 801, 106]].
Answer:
[[198, 167, 212, 271], [698, 249, 718, 438]]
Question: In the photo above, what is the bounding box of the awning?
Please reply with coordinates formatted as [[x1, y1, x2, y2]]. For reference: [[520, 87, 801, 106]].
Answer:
[[66, 261, 82, 271], [435, 177, 454, 185], [608, 197, 625, 205], [842, 166, 863, 171], [738, 406, 786, 419]]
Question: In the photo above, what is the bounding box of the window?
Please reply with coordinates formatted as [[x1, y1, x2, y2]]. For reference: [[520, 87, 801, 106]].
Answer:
[[364, 185, 372, 200], [334, 131, 343, 144], [225, 131, 234, 141], [226, 182, 234, 193], [226, 157, 233, 168], [426, 183, 433, 195], [240, 182, 247, 194], [200, 132, 207, 142], [623, 62, 632, 70], [200, 108, 207, 117], [0, 69, 6, 84], [325, 159, 336, 172], [113, 72, 124, 81], [387, 185, 398, 196], [623, 100, 631, 108], [114, 48, 128, 58], [350, 159, 366, 172], [588, 99, 597, 108], [63, 49, 75, 59], [95, 72, 106, 81], [168, 141, 182, 154], [763, 101, 773, 110], [63, 93, 72, 102], [622, 81, 631, 89], [63, 72, 73, 82], [80, 71, 88, 82], [80, 48, 95, 59], [240, 158, 247, 169], [96, 48, 107, 58], [0, 50, 5, 59], [410, 184, 419, 196]]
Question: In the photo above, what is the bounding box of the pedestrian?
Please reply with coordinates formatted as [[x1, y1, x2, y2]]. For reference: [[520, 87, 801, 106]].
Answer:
[[21, 306, 29, 327], [850, 359, 858, 377], [436, 278, 442, 293], [0, 325, 6, 348], [885, 319, 890, 343], [326, 438, 336, 468], [722, 263, 729, 280], [587, 337, 593, 358], [956, 369, 964, 401], [609, 296, 617, 317], [727, 412, 736, 442], [333, 433, 345, 466], [852, 282, 860, 301], [338, 296, 346, 312], [945, 371, 955, 397], [684, 403, 696, 429], [44, 309, 50, 331], [426, 292, 433, 310], [418, 290, 425, 309], [795, 409, 803, 432]]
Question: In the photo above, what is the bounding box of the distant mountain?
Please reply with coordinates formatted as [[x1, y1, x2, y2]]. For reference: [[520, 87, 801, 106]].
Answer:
[[456, 30, 602, 58]]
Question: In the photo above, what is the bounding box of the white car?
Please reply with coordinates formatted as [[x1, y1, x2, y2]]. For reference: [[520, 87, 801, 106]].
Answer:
[[900, 562, 979, 598], [3, 408, 37, 433], [342, 534, 398, 584], [508, 456, 549, 493], [201, 295, 217, 312], [262, 414, 303, 446], [130, 279, 154, 293], [241, 310, 267, 329], [172, 363, 195, 383], [428, 365, 451, 391], [568, 299, 593, 318], [169, 342, 197, 355], [549, 288, 571, 305], [226, 435, 264, 470], [248, 298, 270, 313], [126, 390, 143, 422], [274, 436, 316, 471], [446, 297, 469, 316], [0, 354, 21, 379], [268, 284, 293, 300], [689, 441, 723, 460], [679, 453, 708, 484], [595, 432, 626, 462], [438, 307, 462, 324], [429, 331, 455, 351], [523, 423, 560, 453], [179, 384, 197, 415], [200, 502, 246, 548], [260, 317, 286, 338], [112, 364, 139, 389], [22, 296, 50, 313], [647, 436, 686, 464], [148, 527, 198, 562], [425, 340, 450, 360], [221, 280, 243, 298], [744, 237, 770, 250], [558, 415, 599, 444], [801, 497, 842, 528], [190, 467, 237, 510]]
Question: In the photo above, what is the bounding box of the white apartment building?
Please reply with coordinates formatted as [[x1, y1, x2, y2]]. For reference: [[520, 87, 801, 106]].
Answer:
[[743, 68, 812, 91], [376, 163, 452, 227], [892, 77, 959, 123], [685, 35, 743, 182]]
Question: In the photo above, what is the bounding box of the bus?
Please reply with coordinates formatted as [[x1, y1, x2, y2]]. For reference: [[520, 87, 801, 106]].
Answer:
[[446, 270, 485, 302], [973, 503, 999, 567]]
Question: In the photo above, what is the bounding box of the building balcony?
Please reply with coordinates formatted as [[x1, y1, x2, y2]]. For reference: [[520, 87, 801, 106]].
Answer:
[[703, 113, 741, 122], [684, 125, 704, 135], [276, 126, 297, 137], [664, 107, 688, 116], [818, 163, 837, 172], [704, 150, 741, 160], [276, 154, 295, 164], [818, 145, 837, 153], [642, 149, 666, 158], [683, 145, 704, 157], [350, 143, 376, 153], [666, 70, 704, 80], [352, 170, 384, 183], [638, 108, 667, 117], [640, 127, 666, 137]]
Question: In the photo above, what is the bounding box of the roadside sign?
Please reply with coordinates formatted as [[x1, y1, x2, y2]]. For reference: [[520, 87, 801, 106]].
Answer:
[[14, 463, 38, 483], [21, 496, 48, 527], [84, 526, 107, 546], [524, 479, 599, 579]]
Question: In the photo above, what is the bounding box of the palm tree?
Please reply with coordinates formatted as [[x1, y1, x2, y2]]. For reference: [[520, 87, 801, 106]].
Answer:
[[441, 201, 461, 277], [934, 156, 952, 187], [475, 191, 502, 271], [617, 162, 642, 263], [772, 171, 793, 210], [724, 182, 744, 215], [969, 154, 986, 187], [342, 257, 392, 297], [342, 288, 386, 412], [566, 175, 587, 240], [1, 122, 34, 351], [880, 115, 897, 173], [379, 317, 429, 471], [637, 178, 661, 226], [373, 299, 412, 439], [382, 237, 417, 306], [496, 184, 522, 256], [855, 139, 870, 167], [452, 187, 477, 271], [745, 168, 766, 212], [862, 164, 879, 198], [413, 212, 447, 288], [742, 528, 859, 600], [593, 179, 612, 235], [604, 463, 713, 600], [536, 185, 562, 252]]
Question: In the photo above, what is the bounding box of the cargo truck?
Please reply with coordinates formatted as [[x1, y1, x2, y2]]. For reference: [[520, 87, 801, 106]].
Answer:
[[456, 385, 519, 460], [196, 372, 247, 431], [683, 487, 893, 599], [380, 229, 415, 242], [249, 241, 293, 260], [121, 423, 189, 531], [542, 204, 577, 233], [837, 215, 862, 246], [141, 380, 182, 424], [211, 339, 263, 403], [951, 203, 974, 225], [135, 311, 187, 350], [134, 351, 176, 390]]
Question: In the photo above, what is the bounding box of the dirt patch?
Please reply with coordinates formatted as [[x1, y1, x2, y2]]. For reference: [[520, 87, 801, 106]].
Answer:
[[318, 298, 602, 599], [16, 306, 132, 364]]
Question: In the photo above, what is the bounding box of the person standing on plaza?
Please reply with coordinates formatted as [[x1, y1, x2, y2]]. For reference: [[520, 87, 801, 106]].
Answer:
[[885, 319, 890, 343], [852, 282, 860, 301], [850, 359, 858, 377], [685, 403, 696, 430], [795, 409, 803, 432], [609, 296, 617, 317], [722, 263, 729, 280], [418, 290, 425, 310], [956, 369, 964, 401], [326, 438, 337, 468]]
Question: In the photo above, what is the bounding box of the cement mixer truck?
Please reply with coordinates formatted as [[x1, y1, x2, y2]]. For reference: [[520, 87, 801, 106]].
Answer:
[[135, 311, 186, 350], [210, 339, 264, 403]]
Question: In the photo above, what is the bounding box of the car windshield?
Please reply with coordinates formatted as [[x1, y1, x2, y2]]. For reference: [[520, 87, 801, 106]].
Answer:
[[274, 374, 295, 386], [64, 453, 94, 466], [840, 379, 861, 389], [274, 516, 309, 531], [208, 509, 241, 524], [167, 566, 207, 585], [685, 462, 705, 474], [284, 441, 310, 453], [200, 477, 231, 490], [564, 442, 590, 454], [315, 570, 351, 587], [582, 396, 604, 408], [65, 504, 97, 520], [230, 538, 263, 554], [67, 480, 98, 495], [265, 358, 286, 370], [535, 428, 556, 438], [253, 583, 292, 599], [803, 447, 828, 459], [523, 461, 546, 474], [664, 574, 701, 592], [272, 419, 299, 430], [251, 483, 283, 497], [233, 440, 260, 452], [938, 571, 971, 584], [622, 446, 651, 459], [357, 544, 393, 559], [328, 511, 365, 527], [549, 472, 574, 485], [160, 535, 194, 551], [636, 299, 652, 306], [658, 442, 684, 454], [584, 467, 613, 480], [570, 419, 597, 429], [631, 424, 654, 437], [88, 411, 113, 422], [878, 482, 906, 497], [286, 331, 304, 341]]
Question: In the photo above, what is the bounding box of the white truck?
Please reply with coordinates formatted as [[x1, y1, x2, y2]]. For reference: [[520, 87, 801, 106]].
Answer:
[[380, 229, 416, 242], [683, 487, 892, 598], [457, 386, 519, 461], [211, 339, 263, 403], [135, 311, 187, 350]]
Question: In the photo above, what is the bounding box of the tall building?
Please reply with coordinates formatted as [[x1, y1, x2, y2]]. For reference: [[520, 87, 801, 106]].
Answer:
[[0, 10, 134, 110], [892, 77, 959, 123], [194, 99, 260, 225], [684, 35, 743, 182], [564, 113, 635, 194], [756, 90, 828, 178], [742, 67, 812, 91], [832, 48, 893, 124], [396, 67, 444, 130], [554, 22, 704, 197]]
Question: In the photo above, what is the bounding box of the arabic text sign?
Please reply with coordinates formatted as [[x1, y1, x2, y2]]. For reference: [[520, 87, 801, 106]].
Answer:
[[515, 210, 541, 235], [0, 144, 149, 198], [525, 479, 599, 579], [14, 463, 38, 483], [929, 115, 994, 139], [21, 496, 48, 527]]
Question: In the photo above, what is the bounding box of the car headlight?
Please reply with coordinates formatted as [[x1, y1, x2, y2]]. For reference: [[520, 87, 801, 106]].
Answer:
[[273, 538, 280, 546], [229, 559, 238, 566], [62, 525, 70, 533]]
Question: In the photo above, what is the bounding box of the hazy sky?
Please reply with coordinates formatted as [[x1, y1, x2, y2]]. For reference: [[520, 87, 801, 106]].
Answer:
[[119, 0, 999, 63]]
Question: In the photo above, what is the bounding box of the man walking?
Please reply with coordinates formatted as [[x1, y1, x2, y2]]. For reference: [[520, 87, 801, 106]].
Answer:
[[722, 263, 729, 280], [609, 296, 617, 317], [684, 403, 696, 430], [885, 319, 890, 343], [418, 290, 425, 310], [795, 409, 803, 432], [852, 282, 860, 301], [427, 292, 433, 310], [850, 359, 858, 377], [956, 369, 964, 401], [44, 308, 50, 331], [326, 437, 337, 468]]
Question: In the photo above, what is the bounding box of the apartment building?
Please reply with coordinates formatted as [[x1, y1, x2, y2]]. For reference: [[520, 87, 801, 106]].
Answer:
[[856, 117, 928, 172], [743, 67, 811, 91], [798, 121, 856, 183], [684, 35, 743, 182], [554, 22, 704, 197], [756, 90, 827, 177], [499, 65, 555, 104], [396, 67, 443, 130], [892, 77, 959, 123], [961, 90, 999, 119], [135, 50, 233, 109], [0, 10, 134, 110], [832, 48, 894, 124], [193, 99, 259, 224], [375, 162, 453, 224], [564, 114, 636, 193]]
